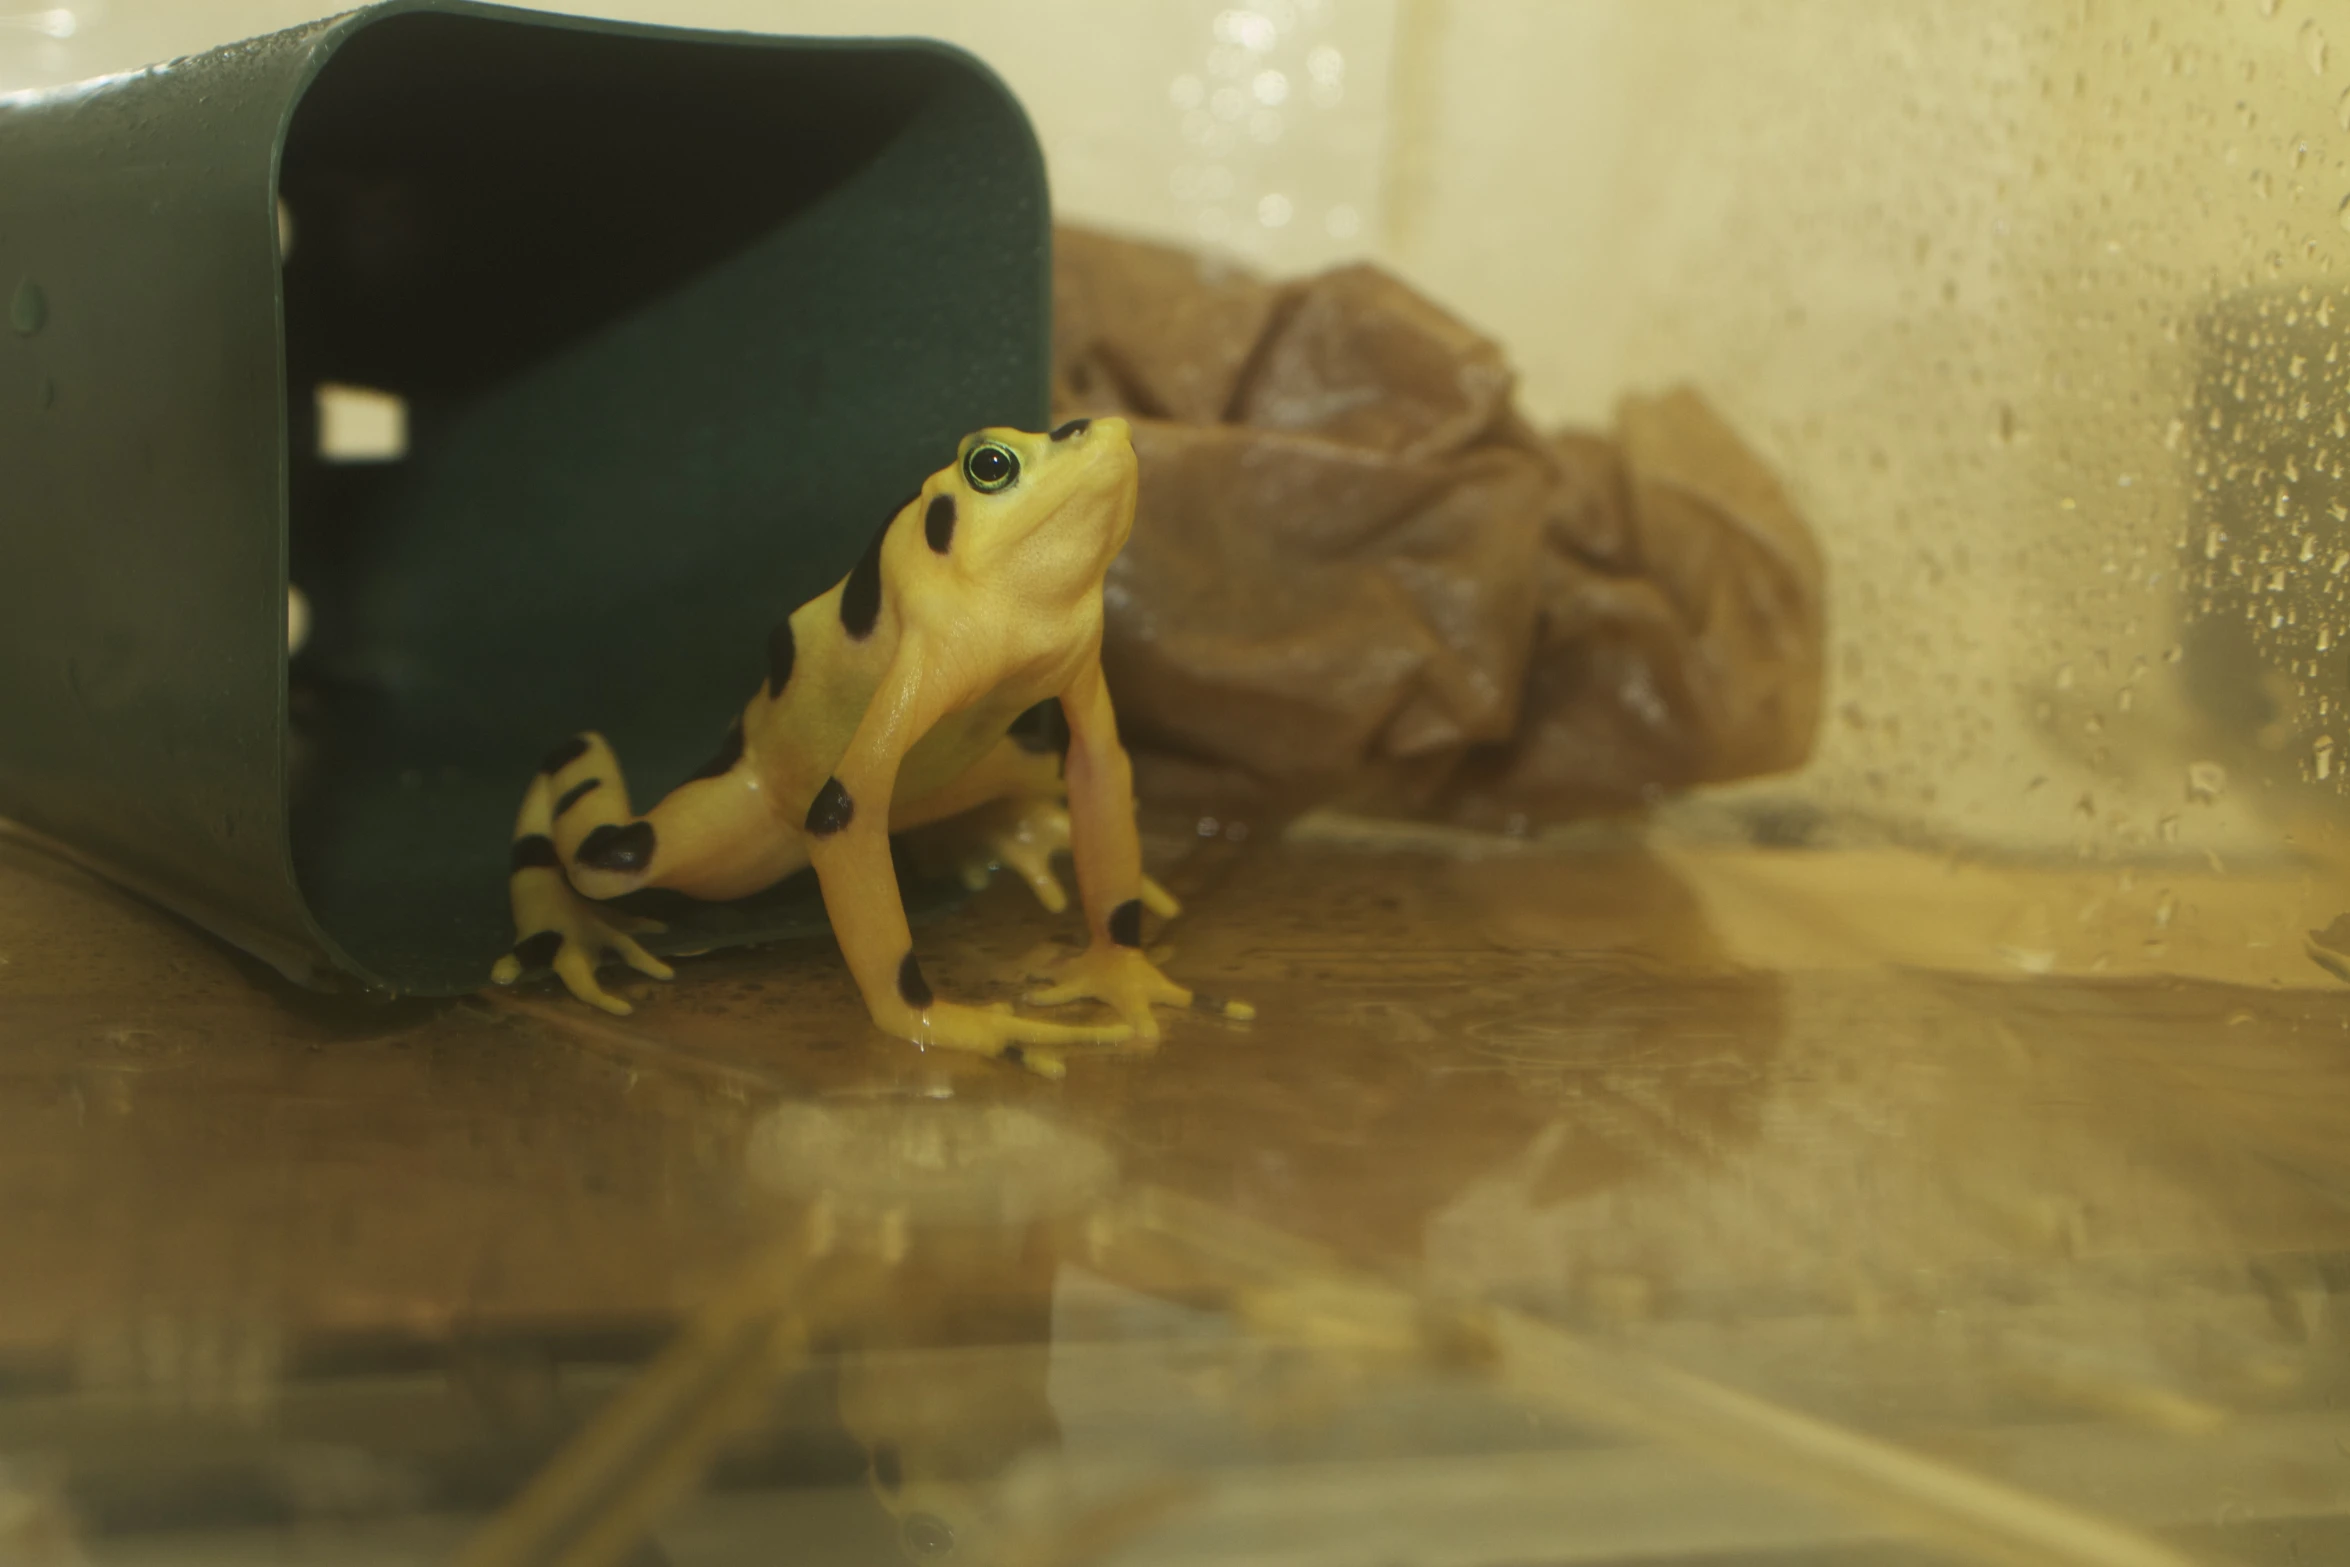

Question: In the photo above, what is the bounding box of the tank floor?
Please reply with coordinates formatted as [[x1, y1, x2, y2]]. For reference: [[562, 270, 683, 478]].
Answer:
[[4, 816, 2349, 1565]]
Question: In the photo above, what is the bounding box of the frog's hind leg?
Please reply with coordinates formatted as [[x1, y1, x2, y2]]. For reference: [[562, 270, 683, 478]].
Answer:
[[896, 718, 1180, 920], [490, 737, 675, 1016], [493, 727, 806, 1014]]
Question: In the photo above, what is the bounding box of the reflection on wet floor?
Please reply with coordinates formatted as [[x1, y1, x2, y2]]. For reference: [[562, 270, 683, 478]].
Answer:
[[5, 820, 2350, 1564]]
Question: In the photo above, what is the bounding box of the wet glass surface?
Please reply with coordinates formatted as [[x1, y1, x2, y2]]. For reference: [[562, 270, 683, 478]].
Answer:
[[7, 819, 2350, 1566]]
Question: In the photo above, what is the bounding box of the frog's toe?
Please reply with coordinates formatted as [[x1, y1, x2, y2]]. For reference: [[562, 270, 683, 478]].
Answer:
[[901, 999, 1132, 1070], [1141, 876, 1182, 920], [1005, 1044, 1067, 1081], [986, 830, 1070, 913], [606, 931, 675, 982], [1013, 856, 1072, 914], [553, 942, 635, 1016], [1026, 947, 1196, 1038]]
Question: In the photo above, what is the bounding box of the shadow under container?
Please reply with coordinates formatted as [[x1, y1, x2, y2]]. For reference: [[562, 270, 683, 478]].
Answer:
[[0, 1, 1050, 996]]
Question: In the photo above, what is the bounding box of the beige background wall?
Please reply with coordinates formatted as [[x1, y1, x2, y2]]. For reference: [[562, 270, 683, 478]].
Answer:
[[10, 0, 2346, 862]]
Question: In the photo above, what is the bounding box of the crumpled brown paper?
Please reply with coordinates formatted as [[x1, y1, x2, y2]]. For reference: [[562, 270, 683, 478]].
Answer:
[[1052, 227, 1825, 826]]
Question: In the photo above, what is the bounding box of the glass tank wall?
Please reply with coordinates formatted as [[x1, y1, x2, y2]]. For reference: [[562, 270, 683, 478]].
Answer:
[[16, 0, 2340, 868], [12, 5, 2350, 1567]]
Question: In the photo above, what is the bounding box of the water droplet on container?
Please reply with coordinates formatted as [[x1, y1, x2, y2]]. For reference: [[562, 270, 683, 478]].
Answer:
[[9, 279, 45, 336], [2187, 760, 2229, 803]]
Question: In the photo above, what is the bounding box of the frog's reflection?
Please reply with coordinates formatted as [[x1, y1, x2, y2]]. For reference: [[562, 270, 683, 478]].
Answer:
[[831, 1253, 1058, 1566], [749, 1102, 1114, 1567]]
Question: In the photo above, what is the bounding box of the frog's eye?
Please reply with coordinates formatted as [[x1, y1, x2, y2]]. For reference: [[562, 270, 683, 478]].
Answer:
[[963, 442, 1019, 493]]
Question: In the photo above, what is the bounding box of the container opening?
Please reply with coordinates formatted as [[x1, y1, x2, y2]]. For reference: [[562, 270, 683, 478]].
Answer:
[[277, 10, 1046, 991]]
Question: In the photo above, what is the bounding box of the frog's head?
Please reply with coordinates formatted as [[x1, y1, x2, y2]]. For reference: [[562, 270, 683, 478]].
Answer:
[[929, 416, 1138, 593]]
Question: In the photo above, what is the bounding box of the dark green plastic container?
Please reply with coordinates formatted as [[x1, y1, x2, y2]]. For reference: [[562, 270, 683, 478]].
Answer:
[[0, 2, 1049, 995]]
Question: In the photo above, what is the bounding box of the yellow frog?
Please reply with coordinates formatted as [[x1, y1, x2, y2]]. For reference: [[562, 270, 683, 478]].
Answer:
[[488, 417, 1247, 1075]]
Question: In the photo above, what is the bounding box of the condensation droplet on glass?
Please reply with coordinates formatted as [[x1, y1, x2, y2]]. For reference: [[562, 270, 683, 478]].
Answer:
[[1252, 69, 1288, 106], [1257, 192, 1293, 228], [1214, 9, 1278, 52], [2317, 735, 2337, 781], [2304, 18, 2330, 74], [2337, 83, 2350, 129], [1326, 204, 1362, 239], [2260, 0, 2281, 16], [1310, 78, 1344, 108], [1995, 402, 2017, 444], [2186, 761, 2228, 803], [1307, 44, 1344, 84], [2055, 662, 2076, 691], [2335, 191, 2350, 234], [1170, 74, 1205, 110]]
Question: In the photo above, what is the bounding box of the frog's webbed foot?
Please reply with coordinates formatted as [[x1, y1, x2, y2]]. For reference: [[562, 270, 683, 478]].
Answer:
[[1027, 945, 1254, 1041], [945, 797, 1184, 921], [491, 889, 674, 1016], [897, 999, 1137, 1080], [952, 797, 1074, 912]]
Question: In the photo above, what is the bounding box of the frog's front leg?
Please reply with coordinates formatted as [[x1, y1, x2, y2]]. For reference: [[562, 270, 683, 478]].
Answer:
[[1028, 661, 1253, 1037], [807, 651, 1135, 1078]]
